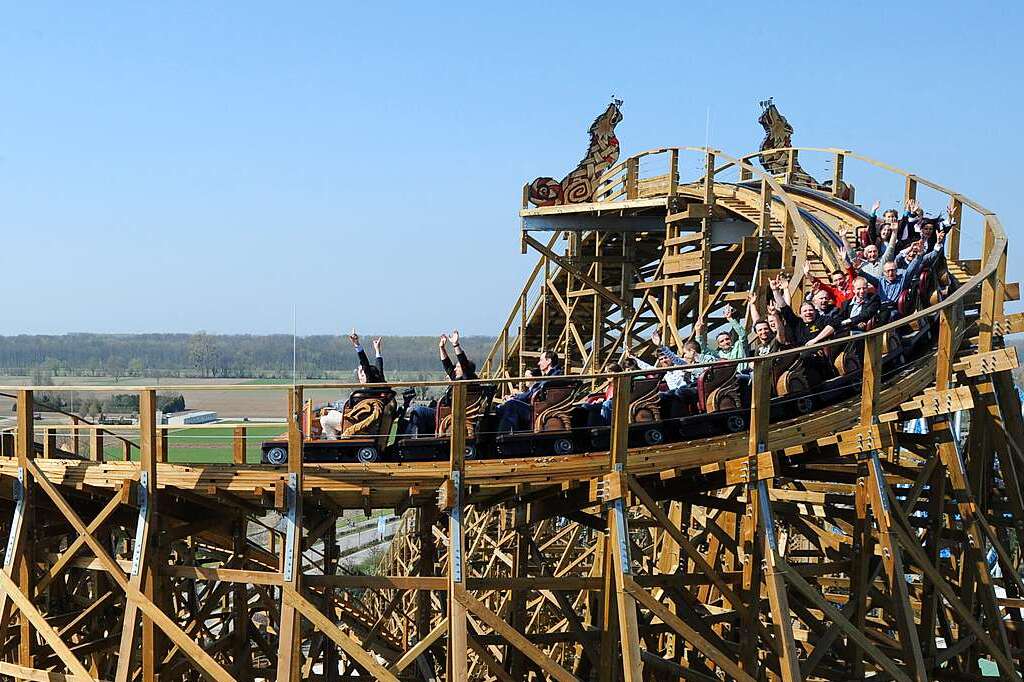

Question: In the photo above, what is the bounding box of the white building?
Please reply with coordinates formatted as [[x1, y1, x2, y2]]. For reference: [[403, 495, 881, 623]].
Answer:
[[165, 410, 217, 425]]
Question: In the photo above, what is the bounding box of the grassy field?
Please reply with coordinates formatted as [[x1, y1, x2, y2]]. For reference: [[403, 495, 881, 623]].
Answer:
[[98, 424, 286, 464]]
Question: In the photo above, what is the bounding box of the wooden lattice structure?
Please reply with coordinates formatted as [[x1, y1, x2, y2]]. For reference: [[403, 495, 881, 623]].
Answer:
[[0, 119, 1022, 681]]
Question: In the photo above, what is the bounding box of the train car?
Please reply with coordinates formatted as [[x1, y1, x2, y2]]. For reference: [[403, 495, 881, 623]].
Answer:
[[261, 386, 397, 464], [260, 317, 938, 467]]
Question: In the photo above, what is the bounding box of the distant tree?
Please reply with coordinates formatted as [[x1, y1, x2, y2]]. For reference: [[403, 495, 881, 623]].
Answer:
[[187, 332, 218, 377], [158, 393, 185, 413], [128, 358, 144, 377], [108, 394, 139, 413], [30, 365, 53, 387], [107, 356, 127, 383]]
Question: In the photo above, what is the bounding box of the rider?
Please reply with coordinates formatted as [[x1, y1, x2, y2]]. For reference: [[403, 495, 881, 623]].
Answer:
[[803, 277, 881, 346], [406, 331, 479, 436], [496, 351, 563, 432], [320, 331, 387, 438], [580, 363, 622, 427], [694, 303, 750, 372]]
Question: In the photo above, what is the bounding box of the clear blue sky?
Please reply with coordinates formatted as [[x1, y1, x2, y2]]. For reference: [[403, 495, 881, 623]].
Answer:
[[3, 1, 1021, 336]]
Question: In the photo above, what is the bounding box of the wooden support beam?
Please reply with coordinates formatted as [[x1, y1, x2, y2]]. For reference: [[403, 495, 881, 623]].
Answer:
[[604, 374, 643, 680], [275, 386, 304, 682], [448, 382, 469, 682], [114, 389, 160, 682], [456, 586, 577, 682], [523, 234, 628, 310], [6, 390, 35, 669], [25, 458, 237, 681]]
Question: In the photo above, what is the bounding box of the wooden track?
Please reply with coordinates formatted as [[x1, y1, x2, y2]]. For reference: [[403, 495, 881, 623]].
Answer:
[[0, 143, 1019, 681]]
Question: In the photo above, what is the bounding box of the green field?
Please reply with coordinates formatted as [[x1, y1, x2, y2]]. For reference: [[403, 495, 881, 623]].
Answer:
[[103, 425, 285, 464]]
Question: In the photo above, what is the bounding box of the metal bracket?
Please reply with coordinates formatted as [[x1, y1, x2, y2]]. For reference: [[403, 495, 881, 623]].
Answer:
[[282, 472, 298, 583], [451, 471, 463, 584], [613, 499, 632, 575], [608, 463, 632, 573], [3, 468, 26, 568], [130, 471, 149, 576], [758, 480, 779, 553], [868, 452, 893, 514]]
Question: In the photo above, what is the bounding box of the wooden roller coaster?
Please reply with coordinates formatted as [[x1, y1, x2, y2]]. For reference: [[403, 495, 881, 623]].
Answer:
[[0, 102, 1022, 681]]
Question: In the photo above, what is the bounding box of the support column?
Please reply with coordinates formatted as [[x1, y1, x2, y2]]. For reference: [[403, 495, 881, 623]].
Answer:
[[607, 375, 642, 679], [739, 363, 767, 675], [447, 382, 469, 682], [276, 386, 304, 682], [14, 390, 34, 669], [114, 389, 160, 682], [699, 150, 717, 314]]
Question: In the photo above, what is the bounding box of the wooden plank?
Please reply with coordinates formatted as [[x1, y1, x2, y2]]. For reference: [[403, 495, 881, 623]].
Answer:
[[0, 661, 101, 682], [662, 252, 704, 275], [724, 451, 775, 485], [994, 311, 1024, 336], [160, 566, 283, 585], [388, 617, 447, 674], [283, 586, 399, 681], [665, 203, 712, 222], [623, 577, 755, 682], [455, 586, 577, 682], [632, 274, 701, 290], [232, 426, 247, 464], [114, 390, 158, 682], [861, 335, 882, 424], [953, 347, 1018, 377], [663, 231, 704, 247], [0, 391, 33, 660], [524, 234, 628, 310]]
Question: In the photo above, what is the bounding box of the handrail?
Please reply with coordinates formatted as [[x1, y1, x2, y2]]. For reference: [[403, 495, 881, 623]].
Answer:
[[0, 390, 138, 452]]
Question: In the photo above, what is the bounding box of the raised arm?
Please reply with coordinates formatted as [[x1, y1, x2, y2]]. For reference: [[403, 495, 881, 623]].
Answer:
[[725, 304, 748, 345], [865, 199, 881, 245], [349, 329, 372, 371], [748, 290, 763, 325], [857, 268, 882, 292], [880, 226, 899, 264], [450, 329, 476, 380], [694, 319, 708, 352], [372, 336, 384, 373], [775, 273, 792, 307], [438, 334, 456, 379], [763, 274, 786, 312]]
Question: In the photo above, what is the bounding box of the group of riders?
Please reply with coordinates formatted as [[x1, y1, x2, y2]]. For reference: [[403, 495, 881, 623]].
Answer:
[[318, 198, 954, 440]]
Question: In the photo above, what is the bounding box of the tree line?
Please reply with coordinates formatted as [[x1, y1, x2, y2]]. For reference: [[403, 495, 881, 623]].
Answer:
[[0, 332, 496, 379]]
